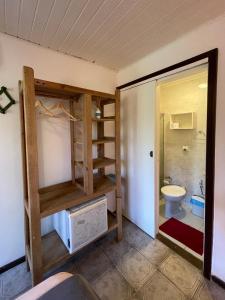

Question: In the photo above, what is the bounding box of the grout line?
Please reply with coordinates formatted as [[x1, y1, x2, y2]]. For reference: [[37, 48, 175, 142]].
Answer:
[[157, 269, 187, 297]]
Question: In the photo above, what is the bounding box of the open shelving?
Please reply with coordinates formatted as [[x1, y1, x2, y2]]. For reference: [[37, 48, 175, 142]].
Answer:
[[19, 66, 122, 286], [170, 112, 195, 129]]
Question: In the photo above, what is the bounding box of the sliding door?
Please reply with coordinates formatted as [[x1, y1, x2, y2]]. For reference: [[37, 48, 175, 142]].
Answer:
[[121, 81, 156, 238]]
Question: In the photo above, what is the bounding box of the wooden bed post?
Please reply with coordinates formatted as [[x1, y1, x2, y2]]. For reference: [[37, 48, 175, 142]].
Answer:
[[23, 66, 42, 285], [115, 89, 122, 240]]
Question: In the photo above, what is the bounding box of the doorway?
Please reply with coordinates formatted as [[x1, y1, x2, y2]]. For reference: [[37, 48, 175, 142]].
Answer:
[[157, 65, 208, 268], [118, 49, 218, 278]]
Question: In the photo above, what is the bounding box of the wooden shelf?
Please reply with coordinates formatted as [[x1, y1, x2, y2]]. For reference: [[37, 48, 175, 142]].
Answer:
[[42, 211, 118, 272], [92, 96, 115, 105], [75, 157, 115, 169], [92, 116, 115, 122], [93, 157, 115, 169], [34, 78, 116, 100], [21, 66, 121, 285], [92, 137, 115, 144], [39, 175, 115, 218], [76, 174, 116, 194]]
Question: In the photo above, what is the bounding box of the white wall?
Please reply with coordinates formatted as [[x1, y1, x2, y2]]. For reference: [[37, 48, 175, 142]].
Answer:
[[117, 14, 225, 281], [0, 33, 116, 267]]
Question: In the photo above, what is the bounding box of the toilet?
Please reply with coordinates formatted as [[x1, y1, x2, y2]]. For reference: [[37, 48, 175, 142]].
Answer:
[[161, 185, 186, 218]]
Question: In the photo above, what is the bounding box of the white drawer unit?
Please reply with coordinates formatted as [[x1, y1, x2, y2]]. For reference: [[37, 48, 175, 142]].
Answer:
[[53, 196, 108, 254]]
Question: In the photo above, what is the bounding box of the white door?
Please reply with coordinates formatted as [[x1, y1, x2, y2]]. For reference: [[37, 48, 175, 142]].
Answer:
[[121, 81, 156, 238]]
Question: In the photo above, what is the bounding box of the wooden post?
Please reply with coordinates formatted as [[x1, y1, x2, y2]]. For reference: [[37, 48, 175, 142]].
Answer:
[[115, 89, 122, 240], [83, 94, 93, 194], [70, 100, 76, 184], [19, 81, 30, 271], [97, 101, 105, 176], [23, 66, 42, 285]]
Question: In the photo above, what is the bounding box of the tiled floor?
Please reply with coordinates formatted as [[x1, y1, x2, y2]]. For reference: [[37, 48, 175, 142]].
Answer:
[[1, 218, 225, 300], [159, 200, 204, 260]]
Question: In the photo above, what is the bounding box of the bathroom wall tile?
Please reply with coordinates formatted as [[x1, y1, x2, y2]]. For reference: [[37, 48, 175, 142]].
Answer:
[[159, 254, 203, 297]]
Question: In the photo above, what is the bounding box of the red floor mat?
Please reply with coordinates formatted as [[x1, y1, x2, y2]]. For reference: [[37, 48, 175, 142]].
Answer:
[[159, 218, 203, 255]]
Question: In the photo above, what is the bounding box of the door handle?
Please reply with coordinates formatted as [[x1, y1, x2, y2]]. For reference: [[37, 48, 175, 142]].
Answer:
[[149, 151, 153, 157]]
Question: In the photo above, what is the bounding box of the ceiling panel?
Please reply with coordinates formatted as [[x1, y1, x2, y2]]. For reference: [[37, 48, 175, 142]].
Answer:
[[48, 0, 88, 50], [5, 0, 21, 36], [29, 0, 55, 44], [18, 0, 38, 40], [1, 0, 225, 70], [65, 0, 121, 55], [59, 0, 104, 52], [0, 0, 5, 32], [40, 0, 71, 46]]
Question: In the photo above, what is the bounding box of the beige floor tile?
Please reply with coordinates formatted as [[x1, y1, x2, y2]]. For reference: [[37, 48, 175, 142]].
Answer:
[[137, 271, 186, 300], [137, 238, 171, 266], [123, 221, 153, 250], [193, 280, 225, 300], [159, 254, 203, 297], [102, 236, 133, 265], [116, 248, 156, 290], [92, 267, 134, 300], [193, 283, 214, 300], [74, 245, 113, 283]]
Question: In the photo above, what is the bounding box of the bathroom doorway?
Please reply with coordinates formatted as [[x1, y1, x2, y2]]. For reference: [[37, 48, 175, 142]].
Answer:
[[118, 49, 218, 278], [157, 65, 208, 268]]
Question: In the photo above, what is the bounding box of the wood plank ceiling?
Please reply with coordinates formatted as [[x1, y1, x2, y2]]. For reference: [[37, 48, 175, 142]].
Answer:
[[0, 0, 225, 70]]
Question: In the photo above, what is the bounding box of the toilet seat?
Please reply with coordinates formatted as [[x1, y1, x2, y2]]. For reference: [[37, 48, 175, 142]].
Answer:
[[161, 185, 186, 197]]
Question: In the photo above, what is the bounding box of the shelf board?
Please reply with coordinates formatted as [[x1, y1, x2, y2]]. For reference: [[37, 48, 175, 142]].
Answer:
[[93, 157, 115, 169], [76, 174, 116, 194], [39, 175, 116, 218], [92, 137, 115, 144], [92, 96, 115, 105], [92, 116, 115, 122], [75, 157, 115, 169], [42, 211, 118, 273]]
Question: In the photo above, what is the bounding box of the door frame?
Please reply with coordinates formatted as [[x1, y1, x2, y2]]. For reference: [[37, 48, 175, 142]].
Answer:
[[117, 49, 218, 279]]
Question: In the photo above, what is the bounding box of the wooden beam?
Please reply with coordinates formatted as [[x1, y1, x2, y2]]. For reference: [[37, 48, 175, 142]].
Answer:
[[19, 81, 30, 271], [115, 89, 122, 241], [34, 78, 115, 100], [70, 100, 76, 184], [97, 102, 105, 176], [83, 94, 93, 194], [23, 66, 42, 285]]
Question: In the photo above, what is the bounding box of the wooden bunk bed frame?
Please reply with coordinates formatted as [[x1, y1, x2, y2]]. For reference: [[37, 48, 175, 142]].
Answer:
[[19, 66, 122, 285]]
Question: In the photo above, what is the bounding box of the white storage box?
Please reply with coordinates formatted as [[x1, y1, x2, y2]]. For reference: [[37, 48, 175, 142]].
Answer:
[[190, 195, 205, 218], [53, 196, 108, 254]]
